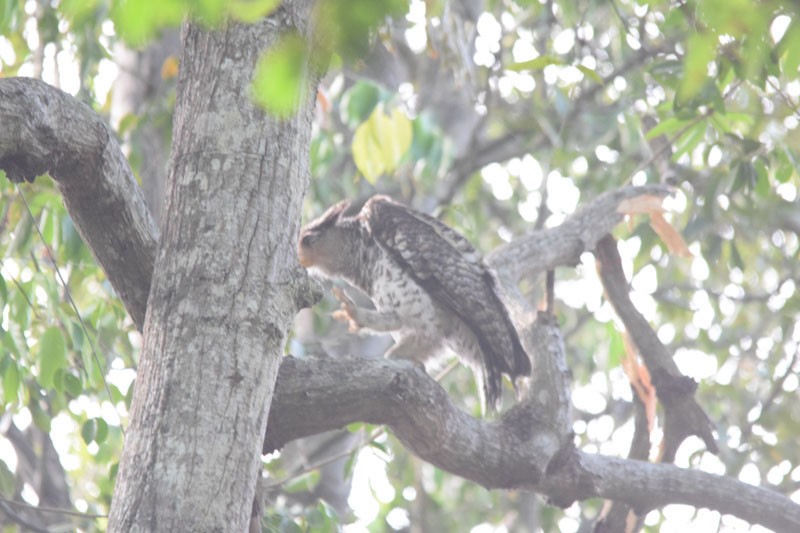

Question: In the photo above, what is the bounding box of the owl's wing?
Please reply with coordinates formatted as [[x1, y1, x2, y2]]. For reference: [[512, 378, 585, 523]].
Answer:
[[363, 196, 531, 391]]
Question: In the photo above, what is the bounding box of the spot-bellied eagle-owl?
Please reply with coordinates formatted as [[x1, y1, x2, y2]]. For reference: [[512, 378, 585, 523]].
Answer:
[[297, 195, 531, 411]]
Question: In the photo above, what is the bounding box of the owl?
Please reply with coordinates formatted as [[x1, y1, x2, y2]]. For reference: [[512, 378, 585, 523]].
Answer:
[[297, 195, 531, 412]]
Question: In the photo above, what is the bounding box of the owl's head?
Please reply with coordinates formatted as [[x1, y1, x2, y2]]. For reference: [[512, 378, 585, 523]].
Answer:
[[297, 200, 355, 276]]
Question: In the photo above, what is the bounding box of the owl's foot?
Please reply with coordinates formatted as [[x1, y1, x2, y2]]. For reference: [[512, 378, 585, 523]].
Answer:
[[331, 287, 404, 333], [332, 287, 361, 333]]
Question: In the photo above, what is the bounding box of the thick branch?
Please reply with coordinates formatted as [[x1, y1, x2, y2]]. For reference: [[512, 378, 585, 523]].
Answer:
[[0, 77, 158, 330], [265, 356, 800, 532], [109, 7, 322, 529], [487, 185, 671, 282], [572, 453, 800, 532], [595, 235, 717, 460], [264, 356, 559, 488]]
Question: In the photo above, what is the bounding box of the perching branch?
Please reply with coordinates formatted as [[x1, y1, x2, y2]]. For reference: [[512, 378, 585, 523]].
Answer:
[[264, 355, 800, 532], [0, 77, 159, 330]]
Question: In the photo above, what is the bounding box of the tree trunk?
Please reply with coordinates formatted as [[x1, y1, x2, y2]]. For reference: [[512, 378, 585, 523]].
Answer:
[[108, 4, 319, 530]]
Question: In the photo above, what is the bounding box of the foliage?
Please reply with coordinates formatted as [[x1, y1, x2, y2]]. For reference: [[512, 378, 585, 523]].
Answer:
[[1, 0, 799, 531], [0, 175, 132, 523]]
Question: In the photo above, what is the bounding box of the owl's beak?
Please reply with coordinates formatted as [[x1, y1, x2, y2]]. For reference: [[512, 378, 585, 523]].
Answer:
[[297, 242, 313, 267], [297, 246, 311, 268]]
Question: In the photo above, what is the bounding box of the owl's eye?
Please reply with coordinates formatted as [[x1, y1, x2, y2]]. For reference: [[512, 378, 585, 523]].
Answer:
[[300, 233, 317, 247]]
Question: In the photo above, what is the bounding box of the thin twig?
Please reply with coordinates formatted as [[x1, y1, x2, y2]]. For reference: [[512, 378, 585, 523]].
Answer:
[[15, 185, 125, 437], [0, 499, 51, 533], [0, 496, 106, 520]]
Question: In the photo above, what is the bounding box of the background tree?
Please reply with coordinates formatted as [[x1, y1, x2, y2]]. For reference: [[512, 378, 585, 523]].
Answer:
[[1, 0, 799, 531]]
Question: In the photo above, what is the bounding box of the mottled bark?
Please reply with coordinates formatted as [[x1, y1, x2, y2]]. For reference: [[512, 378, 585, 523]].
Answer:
[[108, 4, 320, 531]]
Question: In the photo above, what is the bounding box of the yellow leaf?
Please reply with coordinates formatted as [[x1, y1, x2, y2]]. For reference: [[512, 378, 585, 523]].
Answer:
[[351, 104, 412, 183], [161, 55, 179, 80], [621, 332, 656, 432], [352, 121, 385, 183], [649, 212, 692, 257], [380, 107, 412, 170], [617, 195, 692, 257]]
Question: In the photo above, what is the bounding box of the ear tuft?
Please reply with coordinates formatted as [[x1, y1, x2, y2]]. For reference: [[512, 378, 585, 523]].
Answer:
[[305, 199, 352, 232], [330, 199, 351, 221]]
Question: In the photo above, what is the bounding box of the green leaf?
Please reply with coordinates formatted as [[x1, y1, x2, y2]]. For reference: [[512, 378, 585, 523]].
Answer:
[[0, 459, 15, 495], [284, 471, 319, 494], [31, 403, 51, 432], [63, 372, 83, 397], [81, 418, 96, 445], [2, 332, 20, 358], [775, 150, 794, 183], [228, 0, 280, 23], [346, 422, 364, 433], [730, 161, 757, 194], [606, 324, 623, 369], [317, 0, 407, 60], [52, 368, 66, 393], [343, 449, 358, 478], [729, 241, 744, 271], [351, 104, 412, 183], [754, 158, 770, 197], [711, 112, 755, 134], [9, 213, 33, 256], [39, 209, 55, 247], [341, 81, 380, 126], [252, 33, 309, 118], [189, 0, 226, 25], [94, 418, 109, 444], [368, 439, 389, 455], [3, 362, 19, 405], [707, 234, 722, 264], [0, 1, 17, 34], [108, 383, 125, 403], [38, 326, 67, 389], [576, 65, 602, 84], [109, 462, 119, 481], [649, 59, 683, 85], [645, 117, 688, 139], [676, 80, 725, 116], [62, 217, 86, 262], [111, 0, 187, 47], [507, 55, 562, 71], [780, 22, 800, 75], [680, 32, 718, 101], [60, 0, 102, 28], [673, 121, 707, 159], [117, 113, 141, 138]]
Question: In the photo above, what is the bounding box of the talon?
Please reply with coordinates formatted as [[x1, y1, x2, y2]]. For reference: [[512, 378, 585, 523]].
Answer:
[[331, 288, 360, 332], [332, 287, 354, 306], [332, 310, 359, 332]]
